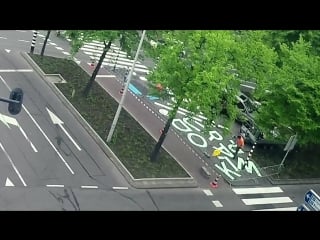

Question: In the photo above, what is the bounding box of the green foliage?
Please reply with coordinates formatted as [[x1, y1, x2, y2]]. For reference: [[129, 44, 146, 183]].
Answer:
[[255, 37, 320, 145], [147, 30, 277, 134]]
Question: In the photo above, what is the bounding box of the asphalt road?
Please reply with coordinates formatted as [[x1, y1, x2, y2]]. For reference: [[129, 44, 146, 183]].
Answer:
[[0, 49, 129, 189], [0, 30, 318, 211]]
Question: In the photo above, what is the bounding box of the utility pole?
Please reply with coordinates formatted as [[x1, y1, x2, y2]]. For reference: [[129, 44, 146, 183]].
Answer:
[[30, 30, 38, 54], [106, 30, 146, 143]]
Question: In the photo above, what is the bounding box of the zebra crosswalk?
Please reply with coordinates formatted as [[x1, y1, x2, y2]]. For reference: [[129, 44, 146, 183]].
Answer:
[[232, 186, 297, 211], [79, 40, 150, 81]]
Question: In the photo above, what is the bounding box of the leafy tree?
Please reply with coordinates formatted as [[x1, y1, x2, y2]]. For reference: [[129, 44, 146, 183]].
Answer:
[[263, 30, 320, 56], [147, 30, 277, 162], [64, 30, 141, 97], [255, 36, 320, 145]]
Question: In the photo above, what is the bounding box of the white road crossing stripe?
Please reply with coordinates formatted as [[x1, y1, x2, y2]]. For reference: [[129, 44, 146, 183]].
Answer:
[[253, 207, 297, 211], [87, 54, 147, 69], [232, 187, 283, 195], [18, 40, 30, 42], [96, 75, 116, 78], [62, 51, 70, 55], [55, 47, 64, 50], [0, 37, 7, 39], [46, 185, 65, 187], [242, 197, 293, 205], [81, 186, 98, 189], [212, 200, 223, 207], [100, 62, 150, 74], [0, 69, 33, 72], [155, 102, 205, 122], [203, 189, 213, 196]]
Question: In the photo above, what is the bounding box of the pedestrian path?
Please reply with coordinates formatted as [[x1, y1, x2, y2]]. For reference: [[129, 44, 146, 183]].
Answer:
[[79, 40, 150, 81], [232, 186, 297, 211]]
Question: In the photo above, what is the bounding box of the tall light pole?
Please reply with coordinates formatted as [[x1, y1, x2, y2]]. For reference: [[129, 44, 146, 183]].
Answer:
[[106, 30, 146, 143]]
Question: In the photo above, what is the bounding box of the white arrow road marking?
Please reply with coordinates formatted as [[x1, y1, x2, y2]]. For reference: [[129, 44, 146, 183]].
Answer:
[[5, 177, 14, 186], [46, 108, 82, 151], [0, 142, 27, 186], [0, 76, 74, 175], [5, 49, 11, 53], [0, 113, 38, 152]]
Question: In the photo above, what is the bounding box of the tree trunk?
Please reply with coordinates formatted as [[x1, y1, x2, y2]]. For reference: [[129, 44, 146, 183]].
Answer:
[[40, 30, 51, 57], [83, 40, 112, 97], [150, 99, 182, 162]]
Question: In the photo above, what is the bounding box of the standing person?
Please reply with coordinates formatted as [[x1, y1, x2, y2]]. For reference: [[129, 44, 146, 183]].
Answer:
[[233, 135, 245, 159]]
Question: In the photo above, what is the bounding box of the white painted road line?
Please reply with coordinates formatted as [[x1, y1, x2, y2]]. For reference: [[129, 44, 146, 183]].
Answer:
[[0, 76, 75, 175], [46, 185, 65, 187], [62, 51, 70, 55], [0, 69, 33, 72], [112, 187, 129, 190], [212, 200, 223, 207], [81, 186, 98, 189], [55, 47, 64, 51], [242, 197, 293, 205], [0, 112, 38, 152], [0, 37, 7, 39], [18, 40, 30, 43], [16, 30, 27, 33], [232, 187, 283, 195], [203, 189, 213, 196], [96, 75, 116, 78], [0, 142, 27, 186], [253, 207, 297, 211]]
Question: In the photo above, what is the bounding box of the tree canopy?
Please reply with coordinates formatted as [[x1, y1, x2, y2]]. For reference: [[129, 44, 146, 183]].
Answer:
[[255, 36, 320, 145], [146, 30, 277, 133]]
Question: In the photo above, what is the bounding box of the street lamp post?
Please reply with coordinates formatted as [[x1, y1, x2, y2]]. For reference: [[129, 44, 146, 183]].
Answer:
[[106, 30, 146, 143]]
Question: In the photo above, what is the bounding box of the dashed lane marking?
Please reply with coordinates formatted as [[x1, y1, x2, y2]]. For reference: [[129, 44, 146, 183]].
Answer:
[[212, 200, 223, 207], [81, 186, 98, 189], [203, 189, 213, 196]]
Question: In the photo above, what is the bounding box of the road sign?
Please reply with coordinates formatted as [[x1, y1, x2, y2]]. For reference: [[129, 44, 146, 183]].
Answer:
[[283, 134, 297, 151], [304, 189, 320, 211], [297, 203, 310, 211]]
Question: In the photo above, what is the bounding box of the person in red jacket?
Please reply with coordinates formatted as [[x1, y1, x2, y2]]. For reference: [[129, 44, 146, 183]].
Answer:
[[233, 135, 245, 159]]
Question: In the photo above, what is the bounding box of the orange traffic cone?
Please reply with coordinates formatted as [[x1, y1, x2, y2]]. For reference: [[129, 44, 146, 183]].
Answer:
[[210, 175, 220, 188]]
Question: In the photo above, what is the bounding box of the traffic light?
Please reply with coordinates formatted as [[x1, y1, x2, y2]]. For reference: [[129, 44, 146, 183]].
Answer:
[[8, 88, 23, 115]]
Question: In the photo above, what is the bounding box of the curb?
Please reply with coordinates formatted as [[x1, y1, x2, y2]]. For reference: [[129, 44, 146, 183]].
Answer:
[[21, 52, 198, 189]]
